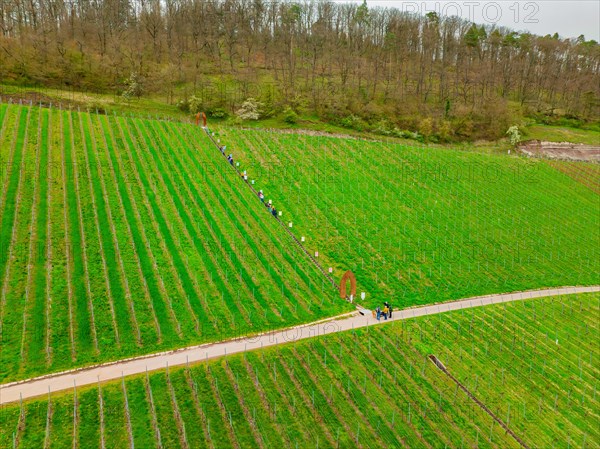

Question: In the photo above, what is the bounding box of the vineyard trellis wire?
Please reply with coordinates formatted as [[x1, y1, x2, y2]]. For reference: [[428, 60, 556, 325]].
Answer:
[[0, 102, 352, 383], [2, 292, 597, 448]]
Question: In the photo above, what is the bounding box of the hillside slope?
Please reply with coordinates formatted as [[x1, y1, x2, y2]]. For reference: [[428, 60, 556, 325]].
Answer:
[[218, 127, 600, 307], [0, 104, 351, 382], [1, 292, 597, 448]]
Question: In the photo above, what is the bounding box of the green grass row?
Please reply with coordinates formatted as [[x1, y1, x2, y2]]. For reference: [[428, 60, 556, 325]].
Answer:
[[0, 104, 352, 382], [523, 124, 600, 146], [214, 127, 600, 308], [1, 293, 597, 448]]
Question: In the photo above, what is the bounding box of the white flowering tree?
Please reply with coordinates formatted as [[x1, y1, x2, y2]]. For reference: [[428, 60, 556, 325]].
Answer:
[[122, 73, 143, 100], [506, 125, 521, 147], [236, 98, 263, 121]]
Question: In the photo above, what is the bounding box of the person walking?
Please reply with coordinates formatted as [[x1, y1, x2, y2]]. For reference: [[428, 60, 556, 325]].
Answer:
[[376, 306, 381, 321], [383, 304, 389, 320], [258, 190, 265, 202]]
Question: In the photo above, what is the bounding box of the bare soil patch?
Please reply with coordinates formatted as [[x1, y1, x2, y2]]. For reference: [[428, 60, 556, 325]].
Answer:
[[519, 140, 600, 162]]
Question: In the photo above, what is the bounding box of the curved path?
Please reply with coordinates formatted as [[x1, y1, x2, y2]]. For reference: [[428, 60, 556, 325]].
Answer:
[[1, 285, 598, 405]]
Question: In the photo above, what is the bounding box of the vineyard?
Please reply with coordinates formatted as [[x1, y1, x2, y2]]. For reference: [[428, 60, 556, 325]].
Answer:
[[544, 160, 600, 196], [1, 292, 598, 448], [0, 103, 352, 382], [216, 127, 600, 308]]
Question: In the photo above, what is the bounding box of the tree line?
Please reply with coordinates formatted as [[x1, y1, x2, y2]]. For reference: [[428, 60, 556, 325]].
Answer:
[[1, 0, 598, 140]]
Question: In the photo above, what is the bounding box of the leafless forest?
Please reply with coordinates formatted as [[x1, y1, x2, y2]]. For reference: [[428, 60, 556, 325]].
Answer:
[[1, 0, 598, 138]]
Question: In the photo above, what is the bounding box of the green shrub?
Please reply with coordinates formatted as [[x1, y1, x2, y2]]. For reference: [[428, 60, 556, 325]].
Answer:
[[176, 99, 190, 112], [208, 107, 227, 119], [188, 95, 203, 114], [437, 120, 453, 142], [417, 118, 433, 140], [339, 114, 367, 131], [282, 106, 298, 124], [373, 119, 393, 136]]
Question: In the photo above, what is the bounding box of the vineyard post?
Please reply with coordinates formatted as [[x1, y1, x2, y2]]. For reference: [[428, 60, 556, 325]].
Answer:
[[44, 386, 52, 447], [73, 379, 78, 444]]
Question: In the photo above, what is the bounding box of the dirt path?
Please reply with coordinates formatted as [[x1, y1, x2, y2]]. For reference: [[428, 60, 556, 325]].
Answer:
[[1, 285, 598, 405]]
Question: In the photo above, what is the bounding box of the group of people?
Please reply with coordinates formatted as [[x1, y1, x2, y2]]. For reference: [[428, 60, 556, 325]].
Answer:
[[217, 142, 279, 220], [218, 145, 236, 167], [258, 192, 279, 218], [375, 302, 393, 321]]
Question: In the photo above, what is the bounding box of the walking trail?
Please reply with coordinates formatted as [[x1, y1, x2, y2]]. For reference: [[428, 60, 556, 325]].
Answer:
[[1, 285, 598, 405]]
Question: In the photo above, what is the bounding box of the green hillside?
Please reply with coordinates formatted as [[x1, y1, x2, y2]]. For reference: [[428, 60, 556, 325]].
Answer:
[[1, 103, 598, 383], [0, 104, 351, 382], [2, 292, 597, 448], [218, 127, 600, 307]]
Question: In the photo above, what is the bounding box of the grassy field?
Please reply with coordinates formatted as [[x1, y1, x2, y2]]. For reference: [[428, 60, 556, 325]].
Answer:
[[0, 104, 352, 382], [217, 127, 600, 309], [0, 84, 190, 121], [0, 100, 597, 447], [523, 124, 600, 146], [1, 292, 597, 448], [1, 102, 598, 383]]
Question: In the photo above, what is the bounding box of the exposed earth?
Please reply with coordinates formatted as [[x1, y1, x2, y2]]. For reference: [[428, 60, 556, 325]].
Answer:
[[519, 139, 600, 162]]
